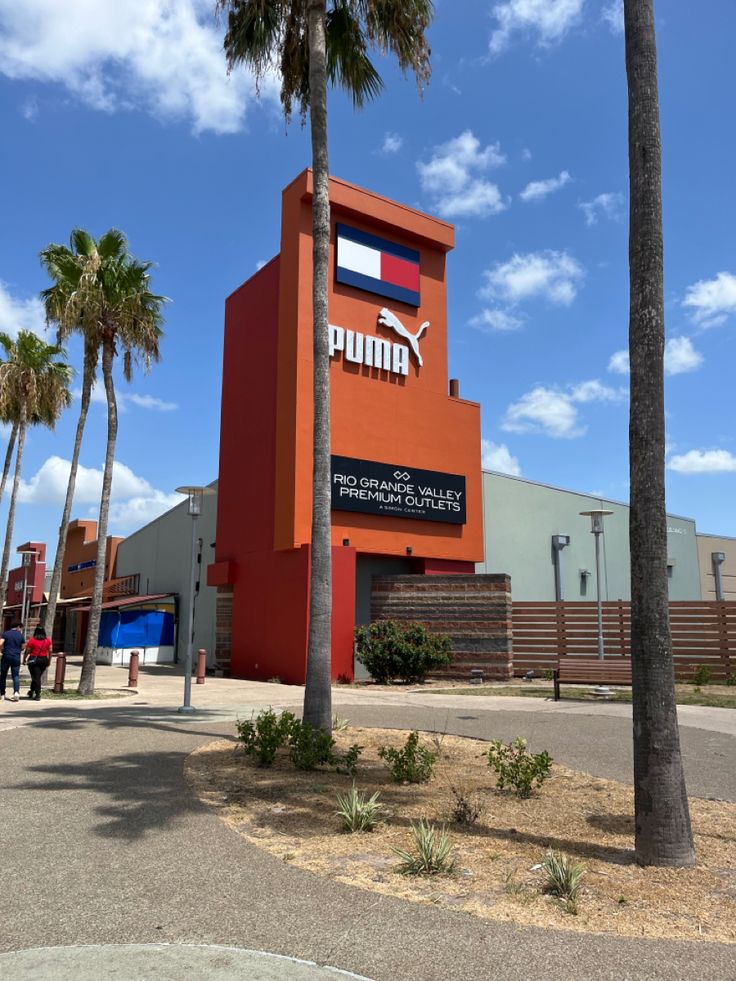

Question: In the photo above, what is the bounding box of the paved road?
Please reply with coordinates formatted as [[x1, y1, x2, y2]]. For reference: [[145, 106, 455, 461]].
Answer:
[[1, 677, 734, 979]]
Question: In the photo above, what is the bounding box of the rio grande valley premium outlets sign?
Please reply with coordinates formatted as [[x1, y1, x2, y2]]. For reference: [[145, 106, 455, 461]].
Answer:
[[331, 456, 466, 525]]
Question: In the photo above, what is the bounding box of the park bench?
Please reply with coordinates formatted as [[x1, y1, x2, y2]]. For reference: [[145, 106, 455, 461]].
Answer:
[[553, 657, 632, 701]]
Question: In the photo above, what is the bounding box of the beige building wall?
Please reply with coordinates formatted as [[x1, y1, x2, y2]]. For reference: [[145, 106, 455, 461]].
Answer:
[[697, 534, 736, 600]]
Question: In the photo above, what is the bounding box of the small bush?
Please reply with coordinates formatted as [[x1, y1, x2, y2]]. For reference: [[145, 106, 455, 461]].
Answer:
[[487, 737, 553, 798], [726, 672, 736, 687], [693, 664, 712, 688], [378, 730, 436, 783], [543, 668, 555, 682], [354, 620, 452, 684], [288, 721, 337, 770], [335, 785, 385, 833], [541, 849, 585, 915], [449, 783, 483, 826], [236, 708, 296, 766], [393, 819, 456, 875], [337, 743, 363, 777]]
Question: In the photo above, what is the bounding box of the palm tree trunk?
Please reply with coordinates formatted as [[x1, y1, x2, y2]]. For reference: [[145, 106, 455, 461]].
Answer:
[[78, 340, 118, 696], [0, 421, 19, 506], [624, 0, 695, 867], [303, 0, 333, 733], [43, 363, 93, 642], [0, 414, 27, 626]]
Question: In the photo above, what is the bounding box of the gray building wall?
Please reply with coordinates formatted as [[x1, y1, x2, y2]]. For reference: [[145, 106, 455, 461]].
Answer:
[[115, 483, 218, 666], [477, 471, 701, 601]]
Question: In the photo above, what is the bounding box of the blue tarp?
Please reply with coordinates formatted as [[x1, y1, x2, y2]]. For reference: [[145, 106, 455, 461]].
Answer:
[[98, 609, 175, 649]]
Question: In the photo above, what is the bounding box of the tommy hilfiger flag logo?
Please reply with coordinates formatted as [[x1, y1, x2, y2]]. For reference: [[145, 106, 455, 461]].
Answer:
[[335, 223, 420, 307]]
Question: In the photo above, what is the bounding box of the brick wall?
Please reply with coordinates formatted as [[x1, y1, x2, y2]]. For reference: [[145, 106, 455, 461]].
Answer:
[[371, 574, 512, 680], [215, 586, 233, 673]]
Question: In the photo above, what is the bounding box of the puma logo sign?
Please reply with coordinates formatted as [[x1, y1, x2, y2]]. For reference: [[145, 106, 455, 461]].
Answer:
[[377, 308, 429, 367]]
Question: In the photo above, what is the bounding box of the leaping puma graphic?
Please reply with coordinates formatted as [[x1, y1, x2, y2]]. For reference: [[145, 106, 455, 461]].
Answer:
[[377, 307, 429, 367]]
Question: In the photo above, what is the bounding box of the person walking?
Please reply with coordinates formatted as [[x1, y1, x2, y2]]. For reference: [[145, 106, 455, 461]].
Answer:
[[0, 620, 26, 702], [23, 625, 52, 701]]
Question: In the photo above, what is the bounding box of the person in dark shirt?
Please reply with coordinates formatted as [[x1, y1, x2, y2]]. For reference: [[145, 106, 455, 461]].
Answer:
[[0, 621, 26, 702]]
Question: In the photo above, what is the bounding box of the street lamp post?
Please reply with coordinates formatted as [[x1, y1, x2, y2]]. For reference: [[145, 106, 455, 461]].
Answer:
[[175, 485, 215, 714], [579, 510, 613, 663]]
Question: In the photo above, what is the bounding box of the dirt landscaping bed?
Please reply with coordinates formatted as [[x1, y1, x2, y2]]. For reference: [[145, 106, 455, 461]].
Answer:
[[185, 726, 736, 944]]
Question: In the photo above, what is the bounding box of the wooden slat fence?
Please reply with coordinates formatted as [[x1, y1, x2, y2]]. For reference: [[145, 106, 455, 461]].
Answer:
[[513, 600, 736, 681]]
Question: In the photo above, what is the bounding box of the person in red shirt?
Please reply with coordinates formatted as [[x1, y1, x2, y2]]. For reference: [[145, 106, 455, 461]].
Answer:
[[23, 625, 53, 701]]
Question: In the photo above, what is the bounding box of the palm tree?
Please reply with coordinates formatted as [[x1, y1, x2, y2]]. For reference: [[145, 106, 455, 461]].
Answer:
[[219, 0, 433, 732], [624, 0, 695, 866], [38, 231, 117, 648], [0, 331, 72, 625], [65, 231, 166, 697]]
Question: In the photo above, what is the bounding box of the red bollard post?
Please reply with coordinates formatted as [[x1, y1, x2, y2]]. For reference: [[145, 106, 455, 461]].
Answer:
[[53, 652, 66, 694], [196, 649, 207, 685], [128, 650, 140, 688]]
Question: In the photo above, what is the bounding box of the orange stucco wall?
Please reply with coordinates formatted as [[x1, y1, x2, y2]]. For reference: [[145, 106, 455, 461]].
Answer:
[[273, 170, 483, 561], [61, 520, 122, 599]]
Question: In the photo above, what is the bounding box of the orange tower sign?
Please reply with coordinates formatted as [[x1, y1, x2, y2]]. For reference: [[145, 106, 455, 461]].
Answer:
[[209, 171, 482, 682]]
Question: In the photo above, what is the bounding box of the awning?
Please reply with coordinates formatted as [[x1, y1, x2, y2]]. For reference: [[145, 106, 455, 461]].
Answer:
[[73, 593, 175, 613]]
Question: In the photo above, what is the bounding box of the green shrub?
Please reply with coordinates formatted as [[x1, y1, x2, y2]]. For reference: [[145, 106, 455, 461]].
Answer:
[[393, 819, 456, 875], [288, 721, 337, 770], [726, 672, 736, 687], [378, 730, 436, 783], [487, 737, 553, 798], [354, 620, 452, 684], [335, 785, 385, 833], [543, 668, 555, 682], [236, 708, 296, 766], [693, 664, 712, 688], [541, 849, 585, 915], [337, 743, 363, 777]]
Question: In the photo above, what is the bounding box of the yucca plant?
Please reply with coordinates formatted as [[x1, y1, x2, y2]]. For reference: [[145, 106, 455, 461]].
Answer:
[[393, 819, 456, 876], [541, 849, 585, 915], [335, 785, 384, 833]]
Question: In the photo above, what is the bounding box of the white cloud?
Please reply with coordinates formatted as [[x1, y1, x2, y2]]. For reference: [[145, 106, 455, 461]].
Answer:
[[578, 192, 624, 226], [502, 379, 625, 438], [667, 449, 736, 474], [469, 308, 524, 333], [15, 455, 181, 532], [0, 281, 46, 339], [608, 337, 704, 376], [608, 349, 630, 374], [481, 439, 521, 476], [601, 0, 624, 33], [73, 383, 178, 412], [683, 271, 736, 328], [481, 250, 584, 306], [380, 132, 403, 155], [519, 170, 571, 203], [489, 0, 585, 55], [0, 0, 273, 134], [107, 489, 183, 532], [417, 130, 507, 219]]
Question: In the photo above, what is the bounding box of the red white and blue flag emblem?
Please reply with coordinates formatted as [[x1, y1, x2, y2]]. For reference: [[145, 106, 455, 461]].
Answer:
[[335, 223, 420, 307]]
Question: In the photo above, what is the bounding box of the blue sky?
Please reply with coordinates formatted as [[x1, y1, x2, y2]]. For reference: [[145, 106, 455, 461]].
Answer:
[[0, 0, 735, 566]]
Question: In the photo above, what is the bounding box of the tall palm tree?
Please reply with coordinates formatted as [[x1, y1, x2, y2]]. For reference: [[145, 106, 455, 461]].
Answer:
[[39, 231, 117, 647], [66, 231, 166, 697], [0, 331, 72, 624], [0, 419, 19, 512], [219, 0, 433, 732], [624, 0, 695, 866]]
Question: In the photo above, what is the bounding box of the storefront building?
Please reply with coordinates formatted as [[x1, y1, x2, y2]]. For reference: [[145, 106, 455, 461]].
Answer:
[[208, 171, 484, 683]]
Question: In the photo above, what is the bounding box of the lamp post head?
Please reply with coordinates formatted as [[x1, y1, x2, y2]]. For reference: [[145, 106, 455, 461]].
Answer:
[[579, 509, 614, 534], [175, 485, 215, 517]]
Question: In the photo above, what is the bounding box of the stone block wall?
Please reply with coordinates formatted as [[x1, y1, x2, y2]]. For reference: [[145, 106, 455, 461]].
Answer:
[[215, 586, 233, 673], [371, 574, 513, 681]]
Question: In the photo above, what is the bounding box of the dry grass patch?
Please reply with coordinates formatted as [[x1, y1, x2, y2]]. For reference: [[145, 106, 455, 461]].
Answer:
[[185, 726, 736, 943]]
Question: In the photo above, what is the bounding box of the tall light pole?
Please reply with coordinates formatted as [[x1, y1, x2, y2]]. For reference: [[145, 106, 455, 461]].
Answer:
[[175, 485, 215, 714], [579, 510, 613, 661]]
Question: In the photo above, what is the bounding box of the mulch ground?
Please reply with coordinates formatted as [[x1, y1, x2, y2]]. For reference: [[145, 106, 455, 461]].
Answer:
[[185, 726, 736, 944]]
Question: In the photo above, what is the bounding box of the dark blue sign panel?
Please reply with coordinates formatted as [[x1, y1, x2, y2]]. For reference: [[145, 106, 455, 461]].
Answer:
[[331, 455, 466, 525]]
